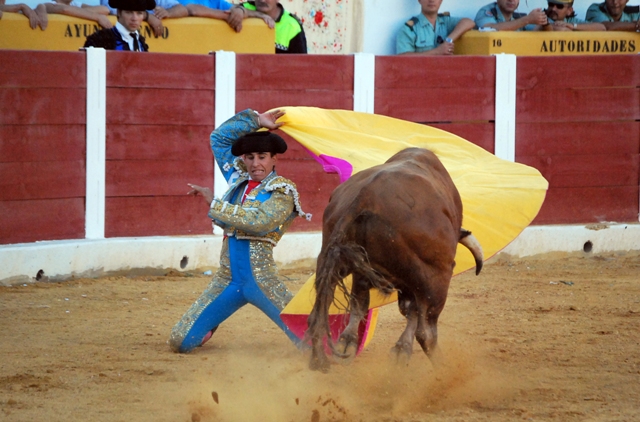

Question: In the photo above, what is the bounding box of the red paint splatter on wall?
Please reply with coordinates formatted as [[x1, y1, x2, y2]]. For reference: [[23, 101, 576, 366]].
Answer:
[[314, 10, 324, 25]]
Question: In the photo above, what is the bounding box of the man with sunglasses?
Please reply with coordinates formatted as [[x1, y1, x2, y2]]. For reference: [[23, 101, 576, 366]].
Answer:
[[586, 0, 640, 31], [475, 0, 548, 31], [396, 0, 475, 55], [543, 0, 606, 30]]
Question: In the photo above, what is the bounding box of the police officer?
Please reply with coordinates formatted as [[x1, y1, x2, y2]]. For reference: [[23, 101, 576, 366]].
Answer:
[[240, 0, 307, 54], [84, 0, 156, 51], [543, 0, 606, 31], [475, 0, 548, 31], [586, 0, 640, 31], [396, 0, 475, 55]]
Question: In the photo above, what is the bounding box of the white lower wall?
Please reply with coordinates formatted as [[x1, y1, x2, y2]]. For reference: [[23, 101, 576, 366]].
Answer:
[[1, 223, 638, 286]]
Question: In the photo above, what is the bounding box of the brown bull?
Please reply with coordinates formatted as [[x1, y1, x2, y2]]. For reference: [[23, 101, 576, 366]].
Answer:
[[306, 147, 483, 373]]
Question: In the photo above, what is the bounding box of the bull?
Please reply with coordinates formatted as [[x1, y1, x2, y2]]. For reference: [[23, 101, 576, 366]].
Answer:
[[306, 147, 484, 373]]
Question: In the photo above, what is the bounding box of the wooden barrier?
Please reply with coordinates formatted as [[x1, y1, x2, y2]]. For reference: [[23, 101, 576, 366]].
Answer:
[[515, 55, 640, 224], [1, 51, 638, 245], [456, 30, 640, 56], [0, 51, 87, 244], [0, 12, 273, 54]]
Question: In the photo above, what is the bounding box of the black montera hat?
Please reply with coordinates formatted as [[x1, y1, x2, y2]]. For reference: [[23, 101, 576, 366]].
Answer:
[[231, 131, 288, 156], [109, 0, 156, 11]]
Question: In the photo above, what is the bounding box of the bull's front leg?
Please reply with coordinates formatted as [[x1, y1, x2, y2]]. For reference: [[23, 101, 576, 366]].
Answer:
[[334, 275, 370, 364], [310, 337, 331, 373]]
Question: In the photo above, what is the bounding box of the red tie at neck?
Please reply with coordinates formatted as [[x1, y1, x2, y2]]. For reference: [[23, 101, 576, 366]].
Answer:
[[242, 180, 260, 203]]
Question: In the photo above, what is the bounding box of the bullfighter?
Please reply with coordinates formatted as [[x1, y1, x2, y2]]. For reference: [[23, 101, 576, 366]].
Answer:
[[169, 108, 310, 353]]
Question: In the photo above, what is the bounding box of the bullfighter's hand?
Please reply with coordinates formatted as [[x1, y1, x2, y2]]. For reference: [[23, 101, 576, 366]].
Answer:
[[187, 184, 214, 204], [258, 109, 285, 130]]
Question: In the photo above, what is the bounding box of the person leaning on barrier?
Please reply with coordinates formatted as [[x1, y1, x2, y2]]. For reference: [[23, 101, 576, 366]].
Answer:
[[475, 0, 548, 31], [586, 0, 640, 31], [181, 0, 275, 34], [100, 0, 187, 37], [0, 0, 44, 29], [542, 0, 606, 31], [240, 1, 307, 54], [396, 0, 475, 56], [34, 0, 112, 31], [84, 0, 155, 51]]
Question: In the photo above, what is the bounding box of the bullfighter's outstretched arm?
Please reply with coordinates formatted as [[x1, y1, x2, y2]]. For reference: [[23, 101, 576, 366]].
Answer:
[[209, 109, 260, 184]]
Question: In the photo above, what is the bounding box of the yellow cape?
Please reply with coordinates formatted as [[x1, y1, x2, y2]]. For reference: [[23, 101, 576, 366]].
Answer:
[[278, 107, 548, 316]]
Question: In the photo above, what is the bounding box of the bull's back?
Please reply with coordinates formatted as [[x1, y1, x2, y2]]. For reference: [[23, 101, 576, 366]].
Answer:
[[323, 148, 462, 263]]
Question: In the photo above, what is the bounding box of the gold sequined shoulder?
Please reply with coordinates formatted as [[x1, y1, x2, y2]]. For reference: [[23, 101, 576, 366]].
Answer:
[[265, 176, 311, 221]]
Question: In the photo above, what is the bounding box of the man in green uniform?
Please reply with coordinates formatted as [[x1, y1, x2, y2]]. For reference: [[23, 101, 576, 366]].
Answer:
[[543, 0, 606, 31], [586, 0, 640, 31], [475, 0, 548, 31], [396, 0, 475, 55]]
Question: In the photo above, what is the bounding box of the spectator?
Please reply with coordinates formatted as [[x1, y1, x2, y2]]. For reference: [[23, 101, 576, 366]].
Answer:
[[183, 0, 274, 33], [0, 0, 44, 29], [543, 0, 606, 30], [100, 0, 187, 37], [396, 0, 475, 56], [586, 0, 640, 31], [240, 1, 307, 53], [169, 108, 310, 353], [475, 0, 548, 31], [84, 0, 155, 51], [34, 0, 112, 31]]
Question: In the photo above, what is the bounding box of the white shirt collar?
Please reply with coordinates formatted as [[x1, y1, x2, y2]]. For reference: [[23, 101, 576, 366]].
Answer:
[[115, 22, 137, 41]]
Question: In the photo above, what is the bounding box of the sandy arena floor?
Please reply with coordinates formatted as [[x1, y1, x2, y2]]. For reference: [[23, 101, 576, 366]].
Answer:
[[1, 252, 639, 422]]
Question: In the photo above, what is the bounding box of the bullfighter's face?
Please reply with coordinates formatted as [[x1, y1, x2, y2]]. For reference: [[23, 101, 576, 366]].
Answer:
[[242, 152, 277, 182], [117, 9, 145, 32]]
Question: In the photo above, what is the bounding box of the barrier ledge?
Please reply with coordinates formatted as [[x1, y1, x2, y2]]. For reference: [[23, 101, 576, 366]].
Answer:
[[455, 30, 639, 56], [1, 224, 638, 286], [0, 12, 274, 54]]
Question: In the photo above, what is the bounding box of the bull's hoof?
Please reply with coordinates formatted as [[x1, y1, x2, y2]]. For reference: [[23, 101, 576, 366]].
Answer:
[[333, 340, 357, 366], [427, 345, 444, 367], [390, 343, 412, 366], [309, 354, 331, 373]]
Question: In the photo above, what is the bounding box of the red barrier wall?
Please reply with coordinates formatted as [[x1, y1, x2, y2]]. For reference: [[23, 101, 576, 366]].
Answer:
[[0, 51, 86, 244], [104, 52, 215, 237], [516, 55, 640, 224], [375, 56, 496, 153], [1, 51, 638, 245]]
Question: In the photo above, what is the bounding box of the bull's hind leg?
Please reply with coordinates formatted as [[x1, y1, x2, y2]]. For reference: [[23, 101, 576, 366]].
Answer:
[[414, 309, 444, 366], [334, 274, 370, 364], [390, 293, 418, 365], [414, 275, 450, 366]]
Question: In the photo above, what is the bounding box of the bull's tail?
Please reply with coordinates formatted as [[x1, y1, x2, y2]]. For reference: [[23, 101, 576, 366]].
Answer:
[[306, 235, 392, 356], [459, 228, 483, 275]]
